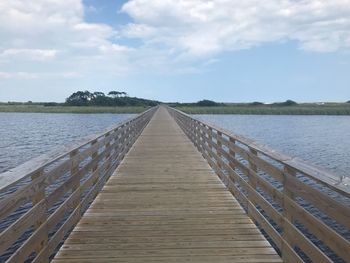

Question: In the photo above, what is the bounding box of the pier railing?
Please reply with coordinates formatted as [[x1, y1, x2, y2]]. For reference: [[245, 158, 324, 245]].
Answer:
[[168, 106, 350, 263], [0, 106, 156, 263]]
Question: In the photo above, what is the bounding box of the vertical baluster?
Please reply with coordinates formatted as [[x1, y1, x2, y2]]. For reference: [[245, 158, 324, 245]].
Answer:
[[216, 131, 224, 183], [216, 131, 223, 169], [196, 123, 203, 150], [120, 124, 128, 159], [105, 132, 112, 174], [70, 149, 80, 207], [90, 139, 99, 189], [193, 120, 200, 150], [282, 165, 296, 261], [248, 147, 258, 189], [208, 127, 213, 160], [229, 138, 236, 170], [30, 169, 48, 261]]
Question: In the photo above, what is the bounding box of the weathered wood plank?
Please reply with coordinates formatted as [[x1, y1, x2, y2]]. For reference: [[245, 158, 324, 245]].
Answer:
[[54, 107, 281, 263]]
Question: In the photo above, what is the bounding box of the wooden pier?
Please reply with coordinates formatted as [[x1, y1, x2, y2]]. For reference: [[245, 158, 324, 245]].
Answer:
[[53, 107, 281, 263], [0, 106, 349, 263]]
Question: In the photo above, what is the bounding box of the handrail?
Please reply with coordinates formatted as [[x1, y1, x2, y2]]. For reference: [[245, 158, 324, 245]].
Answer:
[[167, 106, 350, 263], [0, 106, 157, 263], [169, 107, 349, 196], [0, 106, 155, 193]]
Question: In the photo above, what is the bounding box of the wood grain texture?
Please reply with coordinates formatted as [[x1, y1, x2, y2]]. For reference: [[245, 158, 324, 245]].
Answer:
[[53, 107, 281, 263]]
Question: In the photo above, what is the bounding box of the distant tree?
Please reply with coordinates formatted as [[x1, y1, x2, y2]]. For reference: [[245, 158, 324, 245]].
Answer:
[[273, 100, 298, 106], [108, 91, 122, 98], [66, 90, 94, 105], [197, 100, 219, 107], [250, 101, 264, 106], [347, 100, 350, 103], [283, 100, 298, 106], [93, 92, 105, 98], [65, 90, 159, 106]]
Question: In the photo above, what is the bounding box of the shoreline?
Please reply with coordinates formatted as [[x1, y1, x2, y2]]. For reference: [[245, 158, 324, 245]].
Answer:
[[1, 104, 350, 115]]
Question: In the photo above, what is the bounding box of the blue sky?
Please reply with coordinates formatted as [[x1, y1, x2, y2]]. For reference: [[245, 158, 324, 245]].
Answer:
[[0, 0, 349, 102]]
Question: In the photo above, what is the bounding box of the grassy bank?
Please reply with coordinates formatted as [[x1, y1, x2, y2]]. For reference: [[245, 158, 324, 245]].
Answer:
[[2, 103, 350, 115], [176, 103, 350, 115], [0, 104, 148, 113]]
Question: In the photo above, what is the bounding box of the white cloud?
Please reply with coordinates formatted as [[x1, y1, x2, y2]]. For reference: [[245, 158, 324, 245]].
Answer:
[[0, 0, 130, 76], [0, 0, 349, 88], [0, 71, 81, 79], [121, 0, 350, 55], [0, 48, 58, 61], [0, 71, 38, 79]]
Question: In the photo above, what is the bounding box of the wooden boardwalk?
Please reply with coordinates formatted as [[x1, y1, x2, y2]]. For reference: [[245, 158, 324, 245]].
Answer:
[[53, 107, 282, 263]]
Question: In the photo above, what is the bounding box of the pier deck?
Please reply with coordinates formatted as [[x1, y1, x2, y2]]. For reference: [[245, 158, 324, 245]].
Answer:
[[53, 107, 281, 263]]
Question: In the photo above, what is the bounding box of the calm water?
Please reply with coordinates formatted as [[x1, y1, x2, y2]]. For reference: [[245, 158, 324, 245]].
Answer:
[[0, 113, 348, 262], [194, 114, 350, 179], [0, 112, 135, 174], [1, 113, 349, 178]]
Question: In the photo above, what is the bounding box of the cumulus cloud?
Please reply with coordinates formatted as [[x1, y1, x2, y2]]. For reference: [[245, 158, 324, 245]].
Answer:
[[0, 0, 349, 85], [0, 0, 130, 75], [121, 0, 350, 55]]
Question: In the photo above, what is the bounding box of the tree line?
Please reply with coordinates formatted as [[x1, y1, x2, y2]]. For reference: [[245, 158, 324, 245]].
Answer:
[[65, 90, 159, 107]]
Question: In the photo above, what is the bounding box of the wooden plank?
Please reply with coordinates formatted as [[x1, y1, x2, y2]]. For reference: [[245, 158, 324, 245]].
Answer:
[[54, 106, 281, 263]]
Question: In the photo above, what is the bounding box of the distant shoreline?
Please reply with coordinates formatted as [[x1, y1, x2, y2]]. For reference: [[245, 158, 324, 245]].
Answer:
[[175, 104, 350, 115], [1, 103, 350, 115], [0, 104, 147, 114]]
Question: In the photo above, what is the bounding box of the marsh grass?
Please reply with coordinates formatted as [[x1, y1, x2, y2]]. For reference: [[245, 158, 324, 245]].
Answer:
[[176, 103, 350, 115], [0, 104, 147, 113]]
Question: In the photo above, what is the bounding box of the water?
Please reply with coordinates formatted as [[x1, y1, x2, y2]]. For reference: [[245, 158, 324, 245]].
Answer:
[[0, 112, 349, 262], [0, 112, 135, 174], [192, 114, 350, 263], [194, 114, 350, 179]]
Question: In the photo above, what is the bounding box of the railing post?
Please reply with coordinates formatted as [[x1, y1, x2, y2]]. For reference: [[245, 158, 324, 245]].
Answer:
[[30, 169, 49, 262], [282, 165, 296, 262], [216, 131, 225, 184], [229, 138, 236, 171], [193, 120, 200, 150], [104, 132, 111, 173], [90, 139, 99, 193], [207, 127, 214, 160], [91, 139, 98, 173], [248, 147, 258, 189], [216, 131, 223, 169], [120, 124, 128, 160], [188, 118, 195, 143], [283, 166, 295, 222], [70, 149, 81, 208]]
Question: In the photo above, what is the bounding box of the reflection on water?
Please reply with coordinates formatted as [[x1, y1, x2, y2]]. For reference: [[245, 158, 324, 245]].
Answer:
[[194, 114, 350, 178], [0, 112, 135, 174]]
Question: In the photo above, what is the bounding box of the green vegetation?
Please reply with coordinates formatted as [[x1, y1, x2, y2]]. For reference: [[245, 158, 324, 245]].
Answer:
[[65, 90, 159, 107], [0, 104, 148, 113], [174, 101, 350, 115], [1, 97, 350, 115], [0, 90, 159, 113], [196, 100, 222, 107]]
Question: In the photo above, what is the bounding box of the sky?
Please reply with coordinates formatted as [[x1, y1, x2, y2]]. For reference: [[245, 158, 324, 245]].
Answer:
[[0, 0, 349, 103]]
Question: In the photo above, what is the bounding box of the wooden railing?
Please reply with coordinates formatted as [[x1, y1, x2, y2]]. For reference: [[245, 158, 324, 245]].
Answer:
[[168, 106, 350, 263], [0, 106, 156, 263]]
